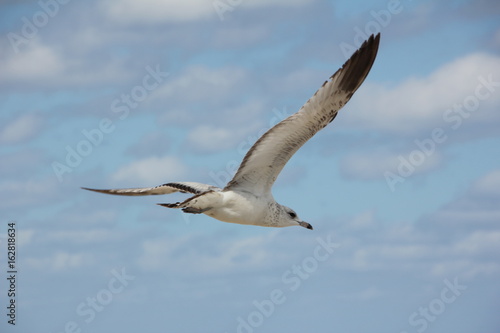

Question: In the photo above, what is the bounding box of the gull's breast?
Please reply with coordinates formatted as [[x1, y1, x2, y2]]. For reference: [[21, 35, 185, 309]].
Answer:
[[205, 190, 269, 226]]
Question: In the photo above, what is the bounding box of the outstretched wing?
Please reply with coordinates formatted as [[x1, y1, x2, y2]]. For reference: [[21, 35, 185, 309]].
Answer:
[[225, 34, 380, 196], [82, 182, 221, 196]]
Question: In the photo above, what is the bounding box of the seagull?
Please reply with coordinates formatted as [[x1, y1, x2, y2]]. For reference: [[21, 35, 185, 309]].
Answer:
[[83, 33, 380, 230]]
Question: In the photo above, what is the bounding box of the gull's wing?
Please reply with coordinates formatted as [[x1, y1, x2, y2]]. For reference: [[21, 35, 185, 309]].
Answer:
[[82, 182, 221, 196], [225, 34, 380, 196]]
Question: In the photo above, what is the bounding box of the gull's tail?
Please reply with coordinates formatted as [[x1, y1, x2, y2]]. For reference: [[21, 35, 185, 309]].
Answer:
[[157, 190, 222, 215]]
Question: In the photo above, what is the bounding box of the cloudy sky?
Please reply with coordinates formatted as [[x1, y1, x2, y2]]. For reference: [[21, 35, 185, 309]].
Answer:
[[1, 0, 500, 332]]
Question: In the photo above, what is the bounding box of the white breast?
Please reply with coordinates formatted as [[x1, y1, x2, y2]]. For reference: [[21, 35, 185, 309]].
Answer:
[[205, 190, 270, 226]]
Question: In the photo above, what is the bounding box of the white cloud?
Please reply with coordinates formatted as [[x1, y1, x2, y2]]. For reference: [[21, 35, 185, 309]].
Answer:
[[54, 205, 119, 227], [18, 228, 36, 247], [46, 229, 121, 244], [101, 0, 313, 24], [346, 52, 500, 134], [150, 65, 247, 105], [423, 169, 500, 229], [112, 155, 188, 184], [243, 0, 314, 8], [0, 40, 64, 82], [136, 231, 281, 274], [340, 148, 443, 180], [0, 178, 57, 209], [329, 191, 500, 279], [52, 252, 91, 270], [452, 230, 500, 257], [431, 208, 500, 227], [276, 68, 325, 96], [334, 225, 500, 280], [427, 229, 500, 279], [26, 251, 94, 271], [344, 210, 377, 231], [0, 113, 42, 144], [187, 125, 234, 153], [185, 100, 269, 153], [0, 38, 134, 88], [136, 237, 174, 271], [102, 0, 216, 23], [471, 168, 500, 197]]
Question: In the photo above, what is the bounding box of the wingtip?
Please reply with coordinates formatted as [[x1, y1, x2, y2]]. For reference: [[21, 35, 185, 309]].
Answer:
[[81, 187, 99, 191], [368, 32, 381, 49], [364, 32, 381, 45], [352, 32, 381, 62], [333, 32, 381, 94], [81, 187, 112, 195]]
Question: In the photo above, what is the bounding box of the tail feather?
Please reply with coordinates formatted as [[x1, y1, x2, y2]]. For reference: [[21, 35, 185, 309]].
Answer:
[[157, 202, 181, 208], [157, 190, 221, 214]]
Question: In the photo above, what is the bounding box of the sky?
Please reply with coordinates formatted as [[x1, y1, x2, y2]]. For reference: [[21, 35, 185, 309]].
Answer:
[[0, 0, 499, 332]]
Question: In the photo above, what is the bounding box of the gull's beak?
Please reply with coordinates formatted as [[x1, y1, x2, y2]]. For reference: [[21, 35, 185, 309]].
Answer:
[[298, 221, 313, 230]]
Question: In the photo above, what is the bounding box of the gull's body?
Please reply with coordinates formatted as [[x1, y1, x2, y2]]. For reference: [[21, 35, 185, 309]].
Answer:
[[83, 34, 380, 230]]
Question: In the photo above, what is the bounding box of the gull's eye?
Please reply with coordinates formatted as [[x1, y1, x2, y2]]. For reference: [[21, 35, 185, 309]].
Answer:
[[288, 211, 297, 219]]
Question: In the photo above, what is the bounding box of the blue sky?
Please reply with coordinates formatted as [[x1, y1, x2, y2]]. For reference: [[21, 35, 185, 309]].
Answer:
[[1, 0, 500, 332]]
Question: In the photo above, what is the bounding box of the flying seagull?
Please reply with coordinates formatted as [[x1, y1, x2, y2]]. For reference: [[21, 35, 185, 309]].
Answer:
[[83, 33, 380, 230]]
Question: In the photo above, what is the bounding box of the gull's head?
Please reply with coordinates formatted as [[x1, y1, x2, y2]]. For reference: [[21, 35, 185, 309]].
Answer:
[[281, 206, 313, 230]]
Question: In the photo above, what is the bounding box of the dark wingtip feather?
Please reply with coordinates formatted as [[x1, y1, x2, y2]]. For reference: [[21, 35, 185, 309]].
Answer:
[[332, 33, 381, 94]]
